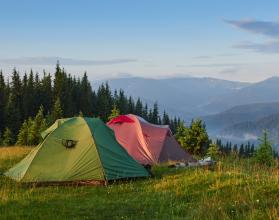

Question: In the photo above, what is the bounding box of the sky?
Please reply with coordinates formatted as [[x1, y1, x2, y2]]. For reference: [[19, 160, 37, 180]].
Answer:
[[1, 0, 279, 82]]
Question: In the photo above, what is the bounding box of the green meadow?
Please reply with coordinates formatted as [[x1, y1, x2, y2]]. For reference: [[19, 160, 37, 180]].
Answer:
[[1, 147, 279, 220]]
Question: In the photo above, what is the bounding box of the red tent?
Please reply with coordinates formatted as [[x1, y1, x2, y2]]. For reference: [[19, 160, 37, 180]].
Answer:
[[107, 114, 196, 165]]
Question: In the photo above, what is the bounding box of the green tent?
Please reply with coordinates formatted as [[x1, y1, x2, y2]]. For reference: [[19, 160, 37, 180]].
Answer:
[[5, 117, 149, 184]]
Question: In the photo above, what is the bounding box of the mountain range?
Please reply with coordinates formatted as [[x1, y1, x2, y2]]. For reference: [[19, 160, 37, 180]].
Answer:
[[93, 77, 249, 120], [94, 76, 279, 148]]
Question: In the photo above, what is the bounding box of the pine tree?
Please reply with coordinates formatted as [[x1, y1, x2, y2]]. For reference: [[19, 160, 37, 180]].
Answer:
[[116, 89, 128, 114], [239, 144, 244, 157], [142, 104, 148, 120], [40, 71, 53, 115], [175, 122, 188, 148], [186, 119, 210, 155], [5, 93, 21, 138], [148, 109, 153, 122], [96, 83, 113, 121], [33, 72, 42, 113], [79, 72, 94, 116], [128, 96, 135, 113], [162, 111, 170, 125], [255, 130, 274, 166], [250, 144, 255, 156], [5, 69, 22, 136], [175, 120, 210, 155], [2, 127, 14, 146], [16, 120, 29, 145], [108, 104, 120, 121], [28, 106, 48, 145], [135, 98, 143, 116], [25, 70, 36, 117], [51, 98, 63, 123], [151, 102, 159, 124], [0, 71, 6, 134]]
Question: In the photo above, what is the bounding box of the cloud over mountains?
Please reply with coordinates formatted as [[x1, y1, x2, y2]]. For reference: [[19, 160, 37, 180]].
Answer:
[[0, 57, 137, 66]]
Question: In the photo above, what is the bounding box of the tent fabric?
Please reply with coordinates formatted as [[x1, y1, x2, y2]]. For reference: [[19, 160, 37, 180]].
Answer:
[[107, 114, 196, 165], [5, 117, 149, 183], [107, 115, 135, 125]]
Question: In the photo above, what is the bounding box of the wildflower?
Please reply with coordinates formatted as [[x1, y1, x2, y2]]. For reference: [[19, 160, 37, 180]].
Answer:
[[256, 199, 259, 203]]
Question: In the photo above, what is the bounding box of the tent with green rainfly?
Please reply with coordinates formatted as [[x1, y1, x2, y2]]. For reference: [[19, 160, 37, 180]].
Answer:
[[5, 117, 149, 184]]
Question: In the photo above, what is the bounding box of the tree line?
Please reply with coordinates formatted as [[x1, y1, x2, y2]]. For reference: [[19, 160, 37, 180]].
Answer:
[[174, 120, 259, 159], [1, 63, 277, 166], [0, 63, 182, 145]]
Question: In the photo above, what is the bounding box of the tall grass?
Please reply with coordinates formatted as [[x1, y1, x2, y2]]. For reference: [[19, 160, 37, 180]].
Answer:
[[1, 147, 279, 219]]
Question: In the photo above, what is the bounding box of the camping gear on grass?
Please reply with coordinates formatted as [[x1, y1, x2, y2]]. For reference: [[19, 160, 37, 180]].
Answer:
[[169, 157, 216, 169], [5, 117, 149, 184], [107, 114, 196, 165], [198, 157, 215, 166]]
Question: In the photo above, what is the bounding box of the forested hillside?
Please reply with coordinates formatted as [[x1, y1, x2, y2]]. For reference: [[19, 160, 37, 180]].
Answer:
[[220, 113, 279, 146], [0, 63, 181, 145], [203, 102, 279, 134]]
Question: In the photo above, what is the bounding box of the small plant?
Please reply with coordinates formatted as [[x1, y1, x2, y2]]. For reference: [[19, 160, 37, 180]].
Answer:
[[254, 130, 274, 166], [207, 142, 220, 160], [108, 104, 120, 121]]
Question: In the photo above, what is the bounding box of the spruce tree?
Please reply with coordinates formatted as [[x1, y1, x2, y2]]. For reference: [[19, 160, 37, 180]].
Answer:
[[233, 144, 238, 155], [116, 89, 128, 114], [40, 71, 53, 115], [28, 106, 48, 145], [26, 70, 36, 117], [79, 72, 94, 116], [142, 104, 148, 120], [148, 109, 153, 122], [2, 127, 14, 146], [128, 96, 135, 113], [6, 69, 22, 136], [239, 144, 244, 157], [5, 93, 21, 138], [135, 98, 143, 116], [151, 102, 159, 124], [16, 120, 29, 146], [96, 83, 113, 121], [175, 122, 188, 148], [51, 98, 63, 123], [186, 119, 210, 155], [162, 111, 170, 125], [0, 71, 6, 134], [251, 144, 255, 156], [255, 130, 274, 166]]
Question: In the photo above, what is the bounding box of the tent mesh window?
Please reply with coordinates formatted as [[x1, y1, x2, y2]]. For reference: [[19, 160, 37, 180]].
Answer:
[[62, 139, 77, 148]]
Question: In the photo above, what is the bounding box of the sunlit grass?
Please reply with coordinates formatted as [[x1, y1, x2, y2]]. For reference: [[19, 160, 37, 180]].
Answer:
[[1, 146, 279, 219]]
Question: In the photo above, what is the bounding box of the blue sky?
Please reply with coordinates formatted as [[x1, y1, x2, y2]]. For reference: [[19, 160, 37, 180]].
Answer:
[[1, 0, 279, 82]]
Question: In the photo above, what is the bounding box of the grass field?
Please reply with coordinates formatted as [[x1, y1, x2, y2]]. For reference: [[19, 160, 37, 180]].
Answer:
[[1, 147, 279, 220]]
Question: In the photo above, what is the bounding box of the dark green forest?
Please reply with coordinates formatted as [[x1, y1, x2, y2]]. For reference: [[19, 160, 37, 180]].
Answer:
[[0, 63, 182, 145]]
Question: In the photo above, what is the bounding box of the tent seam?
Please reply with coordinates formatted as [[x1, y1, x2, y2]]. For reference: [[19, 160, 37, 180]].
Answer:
[[83, 117, 107, 183]]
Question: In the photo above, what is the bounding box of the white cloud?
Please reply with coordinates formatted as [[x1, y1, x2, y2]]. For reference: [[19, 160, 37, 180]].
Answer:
[[0, 57, 137, 66]]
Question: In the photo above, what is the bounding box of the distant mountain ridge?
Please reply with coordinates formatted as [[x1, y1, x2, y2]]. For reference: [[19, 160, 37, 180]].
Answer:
[[203, 102, 279, 134], [93, 76, 249, 120], [220, 113, 279, 146], [204, 76, 279, 113], [94, 76, 279, 147]]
